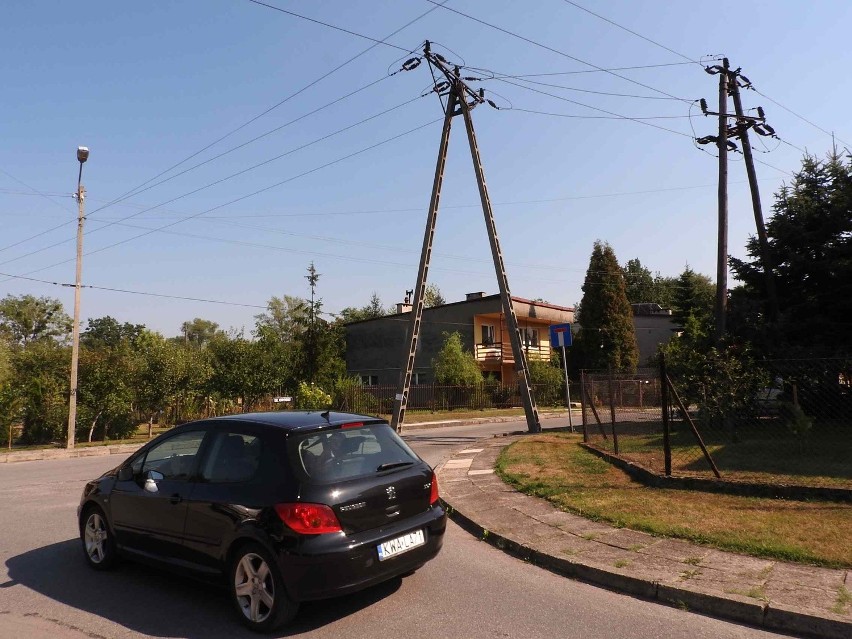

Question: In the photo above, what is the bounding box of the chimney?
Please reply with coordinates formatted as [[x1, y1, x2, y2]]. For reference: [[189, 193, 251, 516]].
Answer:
[[466, 292, 486, 301], [396, 303, 413, 314]]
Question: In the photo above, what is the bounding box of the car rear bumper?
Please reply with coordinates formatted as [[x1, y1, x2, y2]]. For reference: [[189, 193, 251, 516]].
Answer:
[[278, 504, 446, 601]]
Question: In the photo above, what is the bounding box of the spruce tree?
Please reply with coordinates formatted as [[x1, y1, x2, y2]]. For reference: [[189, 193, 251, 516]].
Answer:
[[575, 241, 639, 371]]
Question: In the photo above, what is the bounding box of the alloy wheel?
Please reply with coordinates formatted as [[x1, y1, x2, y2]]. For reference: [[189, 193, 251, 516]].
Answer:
[[233, 552, 275, 624], [84, 512, 108, 564]]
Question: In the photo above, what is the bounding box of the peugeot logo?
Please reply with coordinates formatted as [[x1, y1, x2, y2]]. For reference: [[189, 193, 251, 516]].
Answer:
[[385, 485, 397, 501]]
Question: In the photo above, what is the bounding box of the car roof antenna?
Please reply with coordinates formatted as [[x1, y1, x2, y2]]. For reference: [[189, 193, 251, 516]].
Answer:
[[320, 410, 330, 422]]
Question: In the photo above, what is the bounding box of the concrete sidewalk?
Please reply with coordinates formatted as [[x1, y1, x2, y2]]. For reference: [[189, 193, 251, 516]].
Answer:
[[437, 436, 851, 639]]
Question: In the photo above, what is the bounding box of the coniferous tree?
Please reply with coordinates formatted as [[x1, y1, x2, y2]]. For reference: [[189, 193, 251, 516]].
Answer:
[[574, 241, 639, 371], [730, 153, 852, 356]]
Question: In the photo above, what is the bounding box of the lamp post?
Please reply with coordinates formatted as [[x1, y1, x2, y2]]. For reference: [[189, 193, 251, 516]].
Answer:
[[66, 146, 88, 449]]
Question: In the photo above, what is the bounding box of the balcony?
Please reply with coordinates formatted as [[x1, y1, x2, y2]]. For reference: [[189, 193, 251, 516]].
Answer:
[[474, 341, 551, 363]]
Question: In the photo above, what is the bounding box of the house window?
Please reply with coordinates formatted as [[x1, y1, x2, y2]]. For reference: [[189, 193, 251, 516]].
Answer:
[[523, 328, 540, 347], [412, 373, 423, 385], [481, 324, 495, 345], [360, 375, 378, 386]]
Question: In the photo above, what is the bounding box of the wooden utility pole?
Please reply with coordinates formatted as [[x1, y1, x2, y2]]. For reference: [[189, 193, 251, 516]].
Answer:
[[714, 58, 730, 344], [729, 75, 779, 322]]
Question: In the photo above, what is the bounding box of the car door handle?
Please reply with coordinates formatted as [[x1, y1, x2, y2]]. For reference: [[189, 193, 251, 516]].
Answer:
[[169, 493, 183, 505]]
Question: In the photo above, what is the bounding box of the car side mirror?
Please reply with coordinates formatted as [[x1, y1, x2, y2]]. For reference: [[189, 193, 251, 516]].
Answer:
[[117, 466, 134, 482], [144, 470, 164, 493]]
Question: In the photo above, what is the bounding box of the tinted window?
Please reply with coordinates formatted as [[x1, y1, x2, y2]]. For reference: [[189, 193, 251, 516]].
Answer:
[[142, 431, 206, 480], [290, 424, 418, 482], [200, 432, 262, 483]]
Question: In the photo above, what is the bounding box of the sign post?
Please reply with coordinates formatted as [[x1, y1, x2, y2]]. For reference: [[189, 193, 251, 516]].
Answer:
[[549, 324, 574, 432]]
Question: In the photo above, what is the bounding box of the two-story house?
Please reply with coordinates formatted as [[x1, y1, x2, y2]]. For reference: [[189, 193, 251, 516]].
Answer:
[[344, 292, 575, 386]]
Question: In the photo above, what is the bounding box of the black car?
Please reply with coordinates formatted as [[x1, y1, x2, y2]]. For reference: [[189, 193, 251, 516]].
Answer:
[[77, 411, 446, 632]]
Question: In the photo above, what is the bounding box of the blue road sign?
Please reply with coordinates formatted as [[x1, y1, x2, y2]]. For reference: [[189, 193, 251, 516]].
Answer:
[[549, 323, 572, 348]]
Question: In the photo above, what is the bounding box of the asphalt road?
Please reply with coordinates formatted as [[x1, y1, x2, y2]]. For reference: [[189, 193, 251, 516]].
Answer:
[[0, 418, 786, 639]]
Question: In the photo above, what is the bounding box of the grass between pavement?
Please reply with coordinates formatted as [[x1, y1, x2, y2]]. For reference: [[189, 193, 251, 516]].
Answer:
[[495, 433, 852, 568]]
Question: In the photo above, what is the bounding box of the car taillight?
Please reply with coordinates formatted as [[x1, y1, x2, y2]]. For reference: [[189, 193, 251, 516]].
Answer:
[[275, 503, 342, 534], [340, 421, 363, 429], [429, 471, 440, 505]]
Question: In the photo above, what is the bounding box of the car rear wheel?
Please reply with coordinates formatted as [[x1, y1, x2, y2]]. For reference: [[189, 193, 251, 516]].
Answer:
[[229, 543, 298, 632], [80, 506, 117, 570]]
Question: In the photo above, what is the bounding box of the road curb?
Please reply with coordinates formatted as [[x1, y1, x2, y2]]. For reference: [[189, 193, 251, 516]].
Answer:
[[404, 410, 571, 431], [437, 442, 852, 639], [0, 443, 142, 464]]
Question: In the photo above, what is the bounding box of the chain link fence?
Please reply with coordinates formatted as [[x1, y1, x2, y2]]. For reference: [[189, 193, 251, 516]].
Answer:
[[580, 359, 852, 490]]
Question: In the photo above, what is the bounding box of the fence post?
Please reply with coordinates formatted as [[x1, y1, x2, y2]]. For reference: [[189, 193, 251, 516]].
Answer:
[[608, 367, 619, 455], [660, 352, 671, 476], [580, 370, 588, 442]]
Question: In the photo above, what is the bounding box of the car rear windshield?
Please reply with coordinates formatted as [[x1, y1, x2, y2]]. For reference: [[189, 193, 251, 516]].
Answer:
[[289, 423, 420, 482]]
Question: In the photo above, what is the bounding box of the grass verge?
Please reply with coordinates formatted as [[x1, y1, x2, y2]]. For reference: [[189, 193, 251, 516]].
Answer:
[[495, 434, 852, 568]]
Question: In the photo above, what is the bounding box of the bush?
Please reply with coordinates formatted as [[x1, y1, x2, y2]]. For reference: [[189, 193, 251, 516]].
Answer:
[[779, 401, 813, 437], [332, 377, 378, 414], [529, 360, 565, 407], [295, 381, 331, 410]]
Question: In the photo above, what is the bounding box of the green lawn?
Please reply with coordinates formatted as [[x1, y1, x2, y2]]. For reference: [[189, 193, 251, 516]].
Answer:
[[497, 434, 852, 567]]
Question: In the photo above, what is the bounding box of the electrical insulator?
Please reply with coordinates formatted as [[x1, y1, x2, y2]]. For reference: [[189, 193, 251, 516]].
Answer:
[[402, 57, 421, 71]]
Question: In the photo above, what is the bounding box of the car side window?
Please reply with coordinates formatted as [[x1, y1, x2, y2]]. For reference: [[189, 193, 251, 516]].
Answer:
[[142, 431, 206, 480], [200, 432, 262, 483]]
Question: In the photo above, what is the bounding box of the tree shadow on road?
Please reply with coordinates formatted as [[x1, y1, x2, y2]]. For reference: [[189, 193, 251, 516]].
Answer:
[[4, 539, 402, 638]]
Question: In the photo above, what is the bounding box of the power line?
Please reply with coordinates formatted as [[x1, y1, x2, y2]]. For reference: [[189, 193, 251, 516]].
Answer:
[[0, 268, 267, 309], [423, 0, 693, 104], [480, 70, 688, 101], [1, 117, 443, 282], [0, 95, 426, 268], [496, 77, 694, 138], [87, 73, 394, 218], [16, 176, 779, 222], [0, 167, 78, 252], [464, 61, 695, 79], [559, 0, 851, 149], [86, 1, 445, 218], [509, 107, 690, 121], [752, 89, 852, 149], [560, 0, 699, 65], [244, 0, 410, 52]]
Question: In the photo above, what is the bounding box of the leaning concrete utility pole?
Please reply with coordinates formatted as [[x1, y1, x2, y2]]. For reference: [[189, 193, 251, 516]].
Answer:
[[67, 146, 89, 449], [698, 60, 781, 329], [390, 43, 541, 434], [389, 71, 457, 433], [458, 84, 541, 435], [729, 73, 779, 323]]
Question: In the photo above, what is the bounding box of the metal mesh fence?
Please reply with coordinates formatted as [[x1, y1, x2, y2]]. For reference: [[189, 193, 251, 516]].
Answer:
[[332, 382, 569, 417], [581, 359, 852, 490]]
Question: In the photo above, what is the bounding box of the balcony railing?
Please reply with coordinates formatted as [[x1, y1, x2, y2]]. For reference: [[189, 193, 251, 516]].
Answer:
[[474, 342, 550, 362]]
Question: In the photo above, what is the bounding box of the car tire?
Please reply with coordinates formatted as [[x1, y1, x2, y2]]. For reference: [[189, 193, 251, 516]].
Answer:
[[80, 505, 118, 570], [229, 542, 298, 633]]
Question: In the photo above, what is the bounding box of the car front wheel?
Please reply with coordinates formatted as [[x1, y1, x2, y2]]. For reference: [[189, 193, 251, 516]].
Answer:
[[80, 506, 117, 570], [229, 543, 298, 632]]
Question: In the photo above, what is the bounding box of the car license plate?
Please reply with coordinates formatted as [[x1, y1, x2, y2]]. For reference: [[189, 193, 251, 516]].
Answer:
[[377, 529, 425, 561]]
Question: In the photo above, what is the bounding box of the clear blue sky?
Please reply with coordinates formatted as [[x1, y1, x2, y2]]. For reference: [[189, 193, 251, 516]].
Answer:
[[2, 1, 850, 336]]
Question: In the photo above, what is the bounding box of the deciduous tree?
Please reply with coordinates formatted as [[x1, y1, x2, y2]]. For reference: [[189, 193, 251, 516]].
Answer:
[[0, 295, 71, 345], [433, 332, 481, 385]]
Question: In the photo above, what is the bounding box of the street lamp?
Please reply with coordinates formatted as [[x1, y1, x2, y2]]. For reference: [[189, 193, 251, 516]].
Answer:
[[67, 146, 89, 449]]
